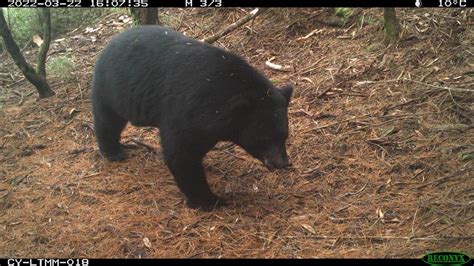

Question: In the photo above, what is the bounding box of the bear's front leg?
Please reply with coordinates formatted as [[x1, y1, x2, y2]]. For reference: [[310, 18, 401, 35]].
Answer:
[[167, 158, 226, 211], [161, 134, 226, 211]]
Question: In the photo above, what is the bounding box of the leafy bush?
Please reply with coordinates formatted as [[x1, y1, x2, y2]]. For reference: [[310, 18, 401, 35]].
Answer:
[[3, 8, 37, 49], [2, 8, 107, 50], [47, 55, 76, 81], [335, 8, 352, 19]]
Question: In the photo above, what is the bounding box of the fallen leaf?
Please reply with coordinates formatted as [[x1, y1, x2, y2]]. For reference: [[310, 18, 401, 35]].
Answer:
[[143, 237, 152, 249], [376, 207, 385, 219], [301, 224, 316, 234], [32, 34, 43, 47], [381, 126, 396, 137], [252, 184, 259, 192]]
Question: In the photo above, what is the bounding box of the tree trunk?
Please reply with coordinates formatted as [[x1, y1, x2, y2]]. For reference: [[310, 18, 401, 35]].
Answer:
[[36, 9, 51, 78], [130, 8, 159, 25], [383, 8, 400, 42], [146, 8, 158, 25], [0, 9, 54, 99]]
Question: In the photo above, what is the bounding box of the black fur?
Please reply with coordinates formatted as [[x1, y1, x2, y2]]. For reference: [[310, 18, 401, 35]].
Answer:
[[92, 26, 293, 211]]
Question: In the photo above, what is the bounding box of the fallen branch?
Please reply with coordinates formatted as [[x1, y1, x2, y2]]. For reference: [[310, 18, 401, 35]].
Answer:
[[125, 139, 156, 152], [68, 147, 93, 156], [316, 87, 333, 99], [416, 167, 474, 189], [430, 123, 473, 133], [297, 29, 323, 41], [202, 8, 267, 44], [265, 57, 293, 72], [296, 56, 326, 76], [338, 181, 369, 198], [408, 78, 474, 93], [383, 97, 426, 111], [355, 78, 474, 93], [303, 112, 436, 134], [283, 234, 474, 241], [220, 149, 254, 163]]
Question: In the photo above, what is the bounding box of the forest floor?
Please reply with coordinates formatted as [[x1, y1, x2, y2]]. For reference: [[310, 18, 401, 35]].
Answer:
[[0, 8, 473, 258]]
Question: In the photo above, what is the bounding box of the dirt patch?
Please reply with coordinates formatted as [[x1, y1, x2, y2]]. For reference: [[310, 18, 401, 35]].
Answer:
[[0, 8, 472, 258]]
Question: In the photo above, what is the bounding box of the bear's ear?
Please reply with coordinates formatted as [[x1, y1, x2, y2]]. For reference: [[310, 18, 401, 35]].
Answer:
[[280, 84, 294, 106]]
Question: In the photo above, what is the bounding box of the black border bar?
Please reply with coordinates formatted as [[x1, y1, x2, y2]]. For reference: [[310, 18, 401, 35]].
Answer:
[[2, 0, 472, 8], [0, 257, 471, 266], [0, 258, 431, 266], [159, 0, 470, 7]]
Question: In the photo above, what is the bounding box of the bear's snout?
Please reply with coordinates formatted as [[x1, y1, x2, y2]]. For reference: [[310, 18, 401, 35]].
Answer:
[[263, 152, 291, 170]]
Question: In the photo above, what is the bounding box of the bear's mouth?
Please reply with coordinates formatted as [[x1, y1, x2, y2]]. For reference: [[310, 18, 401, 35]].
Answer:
[[262, 155, 292, 171], [263, 157, 276, 171]]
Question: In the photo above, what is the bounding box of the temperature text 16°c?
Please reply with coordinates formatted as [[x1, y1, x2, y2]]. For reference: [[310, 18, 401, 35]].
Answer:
[[439, 0, 467, 7]]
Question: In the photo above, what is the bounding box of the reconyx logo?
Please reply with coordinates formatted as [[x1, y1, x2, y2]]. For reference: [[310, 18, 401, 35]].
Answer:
[[423, 251, 471, 266]]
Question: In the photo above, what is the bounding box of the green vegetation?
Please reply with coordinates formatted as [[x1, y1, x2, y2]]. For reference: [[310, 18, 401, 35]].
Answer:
[[335, 8, 352, 21], [1, 8, 107, 53], [1, 8, 37, 52], [47, 55, 75, 81]]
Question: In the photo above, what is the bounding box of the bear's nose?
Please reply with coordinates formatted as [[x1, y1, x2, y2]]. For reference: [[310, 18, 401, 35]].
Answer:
[[280, 160, 292, 169], [272, 158, 291, 169]]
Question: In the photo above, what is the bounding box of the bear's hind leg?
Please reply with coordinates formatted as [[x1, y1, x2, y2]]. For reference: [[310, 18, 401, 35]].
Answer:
[[93, 102, 128, 161]]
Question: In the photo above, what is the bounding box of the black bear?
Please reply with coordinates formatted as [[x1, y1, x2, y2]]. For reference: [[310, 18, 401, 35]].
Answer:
[[92, 25, 293, 211]]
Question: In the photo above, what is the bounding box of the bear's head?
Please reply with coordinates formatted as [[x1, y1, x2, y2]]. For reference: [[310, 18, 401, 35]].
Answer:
[[234, 84, 293, 170]]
